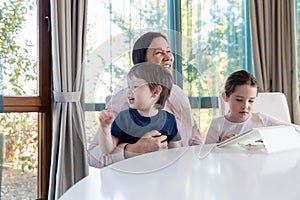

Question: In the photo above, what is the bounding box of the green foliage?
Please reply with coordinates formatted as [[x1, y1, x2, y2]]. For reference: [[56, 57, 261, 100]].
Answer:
[[181, 0, 247, 98], [1, 113, 38, 172], [97, 0, 248, 99], [0, 0, 37, 172], [103, 0, 168, 38], [0, 0, 37, 95], [90, 0, 169, 94], [86, 0, 251, 136]]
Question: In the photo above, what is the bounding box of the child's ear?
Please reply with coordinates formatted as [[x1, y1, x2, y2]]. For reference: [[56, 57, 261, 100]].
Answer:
[[152, 85, 162, 98], [221, 92, 229, 102]]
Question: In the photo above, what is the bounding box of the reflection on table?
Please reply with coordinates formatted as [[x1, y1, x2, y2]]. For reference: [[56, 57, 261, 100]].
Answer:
[[59, 145, 300, 200]]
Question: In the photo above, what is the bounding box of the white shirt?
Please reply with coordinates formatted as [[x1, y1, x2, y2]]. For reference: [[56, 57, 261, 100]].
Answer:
[[205, 112, 292, 144]]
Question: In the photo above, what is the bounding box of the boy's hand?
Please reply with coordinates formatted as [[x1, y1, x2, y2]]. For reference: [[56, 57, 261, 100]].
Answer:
[[99, 105, 115, 128]]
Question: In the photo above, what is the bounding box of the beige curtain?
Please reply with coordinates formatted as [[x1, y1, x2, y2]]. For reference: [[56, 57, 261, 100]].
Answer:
[[48, 0, 88, 199], [250, 0, 299, 124]]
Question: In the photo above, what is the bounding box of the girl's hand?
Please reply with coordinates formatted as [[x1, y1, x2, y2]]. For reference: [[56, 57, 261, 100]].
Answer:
[[221, 133, 236, 142]]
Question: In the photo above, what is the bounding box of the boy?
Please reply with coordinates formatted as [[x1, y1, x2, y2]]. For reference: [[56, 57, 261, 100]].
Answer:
[[99, 63, 181, 156]]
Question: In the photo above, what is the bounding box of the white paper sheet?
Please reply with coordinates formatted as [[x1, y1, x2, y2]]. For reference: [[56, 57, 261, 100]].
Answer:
[[258, 126, 300, 153]]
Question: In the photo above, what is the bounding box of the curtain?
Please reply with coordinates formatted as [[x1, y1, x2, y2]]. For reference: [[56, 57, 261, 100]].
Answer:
[[48, 1, 88, 199], [250, 0, 300, 124]]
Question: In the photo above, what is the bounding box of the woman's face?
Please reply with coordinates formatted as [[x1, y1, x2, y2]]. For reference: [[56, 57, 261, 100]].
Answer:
[[145, 37, 174, 74]]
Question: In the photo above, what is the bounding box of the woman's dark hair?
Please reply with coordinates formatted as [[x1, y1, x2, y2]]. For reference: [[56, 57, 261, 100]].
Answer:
[[132, 32, 168, 64], [224, 70, 258, 97]]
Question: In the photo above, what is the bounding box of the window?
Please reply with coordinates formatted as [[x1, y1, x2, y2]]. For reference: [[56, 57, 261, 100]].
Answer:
[[85, 0, 169, 142], [85, 0, 252, 141], [180, 0, 252, 138], [1, 0, 51, 199]]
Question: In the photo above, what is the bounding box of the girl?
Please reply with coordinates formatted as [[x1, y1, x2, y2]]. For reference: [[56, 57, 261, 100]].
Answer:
[[205, 70, 292, 144]]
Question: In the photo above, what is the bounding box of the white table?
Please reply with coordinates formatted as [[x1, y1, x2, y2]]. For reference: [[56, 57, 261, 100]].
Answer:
[[60, 145, 300, 200]]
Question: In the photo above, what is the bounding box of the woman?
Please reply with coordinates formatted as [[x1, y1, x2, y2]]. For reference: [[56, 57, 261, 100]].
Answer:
[[87, 32, 202, 168]]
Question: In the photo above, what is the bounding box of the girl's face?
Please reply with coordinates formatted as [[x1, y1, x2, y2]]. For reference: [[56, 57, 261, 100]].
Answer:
[[146, 37, 174, 74], [127, 76, 158, 115], [224, 84, 258, 123]]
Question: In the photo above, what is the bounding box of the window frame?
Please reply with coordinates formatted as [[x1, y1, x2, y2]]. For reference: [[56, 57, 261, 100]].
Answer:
[[3, 0, 52, 198], [84, 0, 252, 111]]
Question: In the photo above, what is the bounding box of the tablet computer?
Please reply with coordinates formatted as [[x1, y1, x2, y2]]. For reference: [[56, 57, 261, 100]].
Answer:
[[216, 128, 261, 147]]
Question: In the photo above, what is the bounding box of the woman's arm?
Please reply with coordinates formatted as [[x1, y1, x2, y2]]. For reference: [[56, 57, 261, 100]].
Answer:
[[168, 141, 181, 148], [87, 128, 169, 168], [124, 130, 168, 158], [165, 85, 203, 146], [190, 118, 203, 145], [87, 88, 178, 168], [87, 129, 127, 168], [205, 117, 224, 144], [98, 126, 115, 154]]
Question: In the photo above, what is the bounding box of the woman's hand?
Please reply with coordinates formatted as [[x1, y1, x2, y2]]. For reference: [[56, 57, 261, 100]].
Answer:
[[221, 133, 236, 142], [124, 130, 168, 158]]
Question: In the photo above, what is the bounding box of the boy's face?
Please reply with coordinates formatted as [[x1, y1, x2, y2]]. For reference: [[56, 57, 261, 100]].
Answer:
[[224, 84, 258, 123], [127, 77, 156, 111]]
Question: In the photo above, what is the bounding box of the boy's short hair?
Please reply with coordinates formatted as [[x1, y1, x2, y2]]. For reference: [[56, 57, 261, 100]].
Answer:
[[128, 63, 173, 108]]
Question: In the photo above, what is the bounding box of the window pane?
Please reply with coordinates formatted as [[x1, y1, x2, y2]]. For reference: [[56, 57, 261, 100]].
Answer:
[[181, 0, 251, 136], [0, 112, 38, 199], [85, 0, 168, 105], [0, 0, 38, 96], [181, 0, 251, 96], [84, 0, 251, 141], [85, 0, 168, 141]]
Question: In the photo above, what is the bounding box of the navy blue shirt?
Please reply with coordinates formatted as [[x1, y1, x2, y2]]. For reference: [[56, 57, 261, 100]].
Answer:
[[111, 108, 181, 144]]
